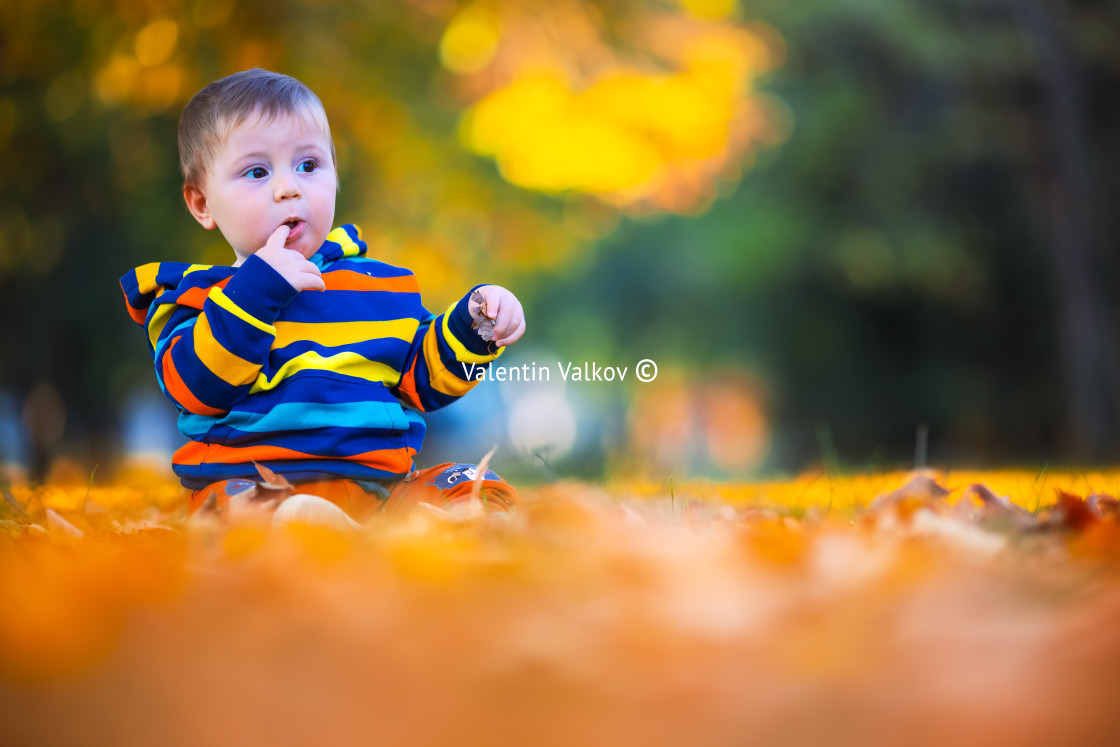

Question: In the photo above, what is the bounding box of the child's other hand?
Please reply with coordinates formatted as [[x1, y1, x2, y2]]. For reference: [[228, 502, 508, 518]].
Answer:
[[471, 285, 525, 347], [255, 226, 325, 292]]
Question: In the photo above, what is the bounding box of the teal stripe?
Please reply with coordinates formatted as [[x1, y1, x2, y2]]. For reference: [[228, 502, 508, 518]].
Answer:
[[179, 400, 409, 438], [402, 406, 426, 429], [154, 317, 197, 358]]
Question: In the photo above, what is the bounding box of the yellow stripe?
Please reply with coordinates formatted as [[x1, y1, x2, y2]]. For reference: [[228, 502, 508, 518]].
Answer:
[[145, 268, 227, 348], [250, 351, 401, 393], [192, 314, 262, 386], [147, 303, 181, 349], [134, 263, 160, 295], [327, 226, 362, 257], [441, 302, 503, 364], [274, 319, 418, 349], [209, 287, 276, 334], [423, 324, 475, 398], [327, 226, 351, 242]]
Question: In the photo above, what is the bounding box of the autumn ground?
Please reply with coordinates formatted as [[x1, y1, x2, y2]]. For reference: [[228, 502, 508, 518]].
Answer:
[[3, 469, 1120, 747]]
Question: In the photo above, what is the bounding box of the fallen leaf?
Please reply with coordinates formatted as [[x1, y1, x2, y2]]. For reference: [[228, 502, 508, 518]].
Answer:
[[252, 461, 294, 491], [864, 474, 953, 527], [2, 486, 30, 521], [0, 519, 47, 536], [965, 483, 1036, 529], [866, 474, 951, 513], [910, 508, 1007, 557], [469, 444, 498, 505], [1088, 493, 1120, 518], [45, 508, 84, 538], [1051, 489, 1099, 532]]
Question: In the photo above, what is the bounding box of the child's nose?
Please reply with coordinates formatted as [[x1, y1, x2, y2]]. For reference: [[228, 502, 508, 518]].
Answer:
[[273, 174, 301, 201]]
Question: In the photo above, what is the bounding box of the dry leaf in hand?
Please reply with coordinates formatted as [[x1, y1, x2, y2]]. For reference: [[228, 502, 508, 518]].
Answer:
[[470, 289, 496, 342]]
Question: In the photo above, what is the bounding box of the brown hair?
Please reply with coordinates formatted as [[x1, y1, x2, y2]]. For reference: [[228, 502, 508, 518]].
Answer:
[[178, 68, 336, 187]]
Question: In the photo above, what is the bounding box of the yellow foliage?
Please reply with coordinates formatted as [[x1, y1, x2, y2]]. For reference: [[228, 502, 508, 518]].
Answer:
[[440, 6, 502, 75], [678, 0, 739, 21], [453, 3, 786, 213], [134, 19, 179, 68]]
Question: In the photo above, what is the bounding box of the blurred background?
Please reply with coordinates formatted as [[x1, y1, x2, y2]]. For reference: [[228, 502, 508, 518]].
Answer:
[[2, 0, 1119, 486]]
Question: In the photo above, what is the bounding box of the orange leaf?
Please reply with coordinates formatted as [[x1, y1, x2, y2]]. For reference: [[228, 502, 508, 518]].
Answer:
[[1055, 489, 1098, 532], [252, 460, 293, 490]]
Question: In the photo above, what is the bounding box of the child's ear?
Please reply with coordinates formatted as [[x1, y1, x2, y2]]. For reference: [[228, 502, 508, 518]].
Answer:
[[183, 183, 217, 230]]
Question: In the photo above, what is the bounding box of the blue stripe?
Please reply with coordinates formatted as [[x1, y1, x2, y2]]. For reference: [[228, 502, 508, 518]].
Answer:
[[330, 256, 409, 275], [278, 290, 424, 324], [178, 409, 427, 454], [181, 400, 409, 436], [155, 317, 197, 359], [199, 425, 411, 457], [271, 337, 411, 364]]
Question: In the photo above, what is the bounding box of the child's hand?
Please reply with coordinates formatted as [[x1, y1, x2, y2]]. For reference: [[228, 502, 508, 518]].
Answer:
[[470, 285, 525, 347], [255, 225, 325, 292]]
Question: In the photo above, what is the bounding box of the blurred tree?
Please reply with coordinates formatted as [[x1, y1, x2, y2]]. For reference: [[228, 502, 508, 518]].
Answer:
[[533, 0, 1120, 470], [1007, 0, 1120, 458]]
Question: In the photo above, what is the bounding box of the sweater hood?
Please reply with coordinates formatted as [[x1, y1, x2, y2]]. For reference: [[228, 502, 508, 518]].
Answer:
[[121, 224, 367, 326]]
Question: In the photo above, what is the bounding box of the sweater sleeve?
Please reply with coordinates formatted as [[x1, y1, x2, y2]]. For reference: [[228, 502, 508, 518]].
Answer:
[[391, 286, 504, 413], [152, 256, 299, 416]]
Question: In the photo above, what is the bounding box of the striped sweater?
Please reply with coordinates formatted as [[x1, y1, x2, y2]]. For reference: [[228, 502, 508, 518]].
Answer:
[[120, 224, 503, 488]]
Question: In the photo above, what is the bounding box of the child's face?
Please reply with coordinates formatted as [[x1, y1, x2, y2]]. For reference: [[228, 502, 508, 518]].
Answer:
[[185, 111, 337, 264]]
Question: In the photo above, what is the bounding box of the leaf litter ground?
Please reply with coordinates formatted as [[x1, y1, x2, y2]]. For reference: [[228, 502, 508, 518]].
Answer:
[[3, 469, 1120, 746]]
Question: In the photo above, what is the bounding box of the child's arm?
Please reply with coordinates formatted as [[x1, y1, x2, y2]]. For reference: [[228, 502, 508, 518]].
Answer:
[[150, 227, 317, 416], [390, 285, 525, 413]]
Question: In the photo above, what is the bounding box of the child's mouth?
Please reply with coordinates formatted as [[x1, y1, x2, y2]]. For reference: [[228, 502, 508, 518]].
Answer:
[[282, 220, 305, 241]]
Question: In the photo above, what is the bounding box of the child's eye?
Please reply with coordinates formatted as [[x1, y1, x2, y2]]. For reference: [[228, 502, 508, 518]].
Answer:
[[244, 166, 268, 180], [296, 159, 318, 174]]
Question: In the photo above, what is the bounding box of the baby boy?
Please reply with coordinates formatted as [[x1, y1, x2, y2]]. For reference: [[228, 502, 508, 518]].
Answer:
[[121, 68, 524, 522]]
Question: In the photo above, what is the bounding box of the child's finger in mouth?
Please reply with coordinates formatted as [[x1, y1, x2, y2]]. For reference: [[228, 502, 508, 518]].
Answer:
[[282, 219, 305, 241]]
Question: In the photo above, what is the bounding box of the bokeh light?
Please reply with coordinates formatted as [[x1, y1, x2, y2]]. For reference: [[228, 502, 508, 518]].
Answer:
[[454, 3, 786, 214], [627, 371, 770, 476], [508, 389, 578, 460]]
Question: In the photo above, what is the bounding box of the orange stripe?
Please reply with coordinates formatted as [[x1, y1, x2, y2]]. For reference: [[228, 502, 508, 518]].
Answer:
[[161, 337, 226, 417], [422, 322, 475, 398], [347, 445, 416, 472], [173, 440, 413, 471], [325, 270, 418, 293], [121, 279, 150, 324], [172, 441, 315, 465], [394, 350, 425, 412], [177, 278, 231, 309]]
